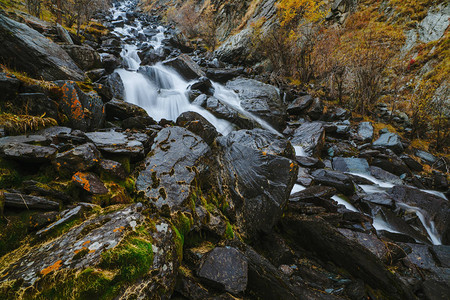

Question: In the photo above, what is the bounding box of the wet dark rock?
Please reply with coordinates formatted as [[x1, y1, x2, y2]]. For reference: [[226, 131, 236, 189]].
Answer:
[[370, 166, 403, 185], [205, 67, 244, 83], [122, 115, 157, 129], [22, 180, 71, 203], [111, 19, 125, 27], [356, 122, 374, 142], [53, 143, 101, 175], [216, 129, 297, 237], [191, 94, 208, 107], [430, 245, 450, 268], [28, 211, 60, 231], [311, 169, 355, 195], [226, 78, 286, 131], [400, 154, 423, 172], [72, 171, 108, 194], [287, 95, 313, 115], [101, 72, 125, 100], [432, 171, 448, 191], [85, 129, 149, 160], [372, 132, 404, 154], [101, 53, 121, 73], [322, 106, 349, 121], [422, 280, 450, 300], [0, 142, 56, 163], [136, 127, 210, 209], [56, 81, 105, 131], [290, 186, 337, 202], [56, 24, 73, 44], [307, 98, 324, 120], [0, 134, 49, 146], [14, 93, 59, 120], [3, 192, 59, 210], [197, 247, 248, 294], [290, 122, 325, 157], [188, 77, 215, 96], [361, 193, 394, 207], [105, 98, 149, 121], [296, 167, 313, 186], [176, 111, 219, 145], [0, 14, 84, 81], [0, 73, 20, 101], [205, 96, 256, 129], [281, 214, 413, 299], [371, 150, 411, 176], [296, 156, 324, 169], [61, 44, 102, 70], [389, 185, 450, 244], [163, 54, 205, 80], [332, 157, 370, 175]]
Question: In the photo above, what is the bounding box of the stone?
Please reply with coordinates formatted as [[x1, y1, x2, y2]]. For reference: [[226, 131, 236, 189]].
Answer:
[[188, 77, 215, 96], [356, 122, 374, 142], [371, 150, 411, 176], [101, 54, 121, 73], [372, 132, 404, 154], [85, 129, 149, 160], [86, 68, 106, 82], [14, 93, 59, 120], [0, 14, 83, 81], [197, 247, 248, 294], [290, 186, 337, 202], [400, 154, 423, 172], [136, 127, 210, 209], [53, 143, 101, 175], [307, 98, 323, 120], [205, 96, 257, 130], [0, 73, 20, 101], [61, 44, 102, 71], [3, 192, 59, 210], [332, 157, 370, 175], [121, 116, 157, 129], [215, 129, 297, 237], [176, 111, 220, 145], [56, 81, 105, 131], [105, 98, 150, 121], [290, 122, 325, 157], [287, 95, 313, 115], [295, 156, 324, 169], [215, 28, 253, 65], [389, 185, 450, 244], [226, 78, 286, 131], [56, 24, 73, 44], [296, 167, 313, 186], [370, 166, 403, 185], [361, 193, 394, 207], [418, 4, 450, 43], [311, 169, 355, 195], [0, 142, 56, 163], [205, 67, 244, 83], [98, 159, 127, 180], [162, 54, 205, 80], [414, 148, 438, 165], [72, 172, 108, 195]]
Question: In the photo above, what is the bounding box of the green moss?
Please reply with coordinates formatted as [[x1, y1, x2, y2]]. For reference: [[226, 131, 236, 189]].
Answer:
[[225, 222, 235, 240], [0, 158, 22, 189], [172, 225, 184, 262], [122, 178, 135, 195], [100, 236, 153, 282], [0, 211, 33, 257]]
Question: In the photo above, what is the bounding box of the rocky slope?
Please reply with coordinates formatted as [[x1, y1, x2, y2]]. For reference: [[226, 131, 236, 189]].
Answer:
[[0, 0, 449, 299]]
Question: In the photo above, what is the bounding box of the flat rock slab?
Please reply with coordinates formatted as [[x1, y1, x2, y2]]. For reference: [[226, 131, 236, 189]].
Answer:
[[136, 126, 210, 209], [3, 192, 59, 210], [162, 54, 205, 80], [85, 129, 149, 160], [332, 157, 370, 175], [0, 142, 56, 163], [311, 169, 355, 195], [373, 132, 404, 154], [198, 246, 248, 294], [53, 143, 100, 174]]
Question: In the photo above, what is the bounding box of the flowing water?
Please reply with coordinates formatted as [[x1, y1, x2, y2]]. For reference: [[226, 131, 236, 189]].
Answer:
[[109, 0, 446, 246]]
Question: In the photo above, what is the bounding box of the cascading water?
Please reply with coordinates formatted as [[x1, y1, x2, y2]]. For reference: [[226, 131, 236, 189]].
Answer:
[[109, 1, 278, 136]]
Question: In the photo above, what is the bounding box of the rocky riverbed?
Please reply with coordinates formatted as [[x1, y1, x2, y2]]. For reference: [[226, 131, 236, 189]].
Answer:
[[0, 0, 449, 299]]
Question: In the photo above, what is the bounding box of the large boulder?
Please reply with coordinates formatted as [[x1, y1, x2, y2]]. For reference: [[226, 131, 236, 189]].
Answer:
[[105, 98, 150, 121], [226, 78, 286, 131], [205, 96, 257, 129], [53, 143, 101, 175], [162, 54, 205, 80], [0, 14, 83, 81], [136, 127, 210, 209], [56, 81, 105, 131], [0, 204, 180, 299], [215, 28, 253, 65], [61, 44, 101, 71], [290, 122, 325, 157], [388, 185, 450, 244], [356, 122, 374, 142], [176, 111, 220, 145], [215, 129, 297, 237], [286, 95, 313, 115]]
